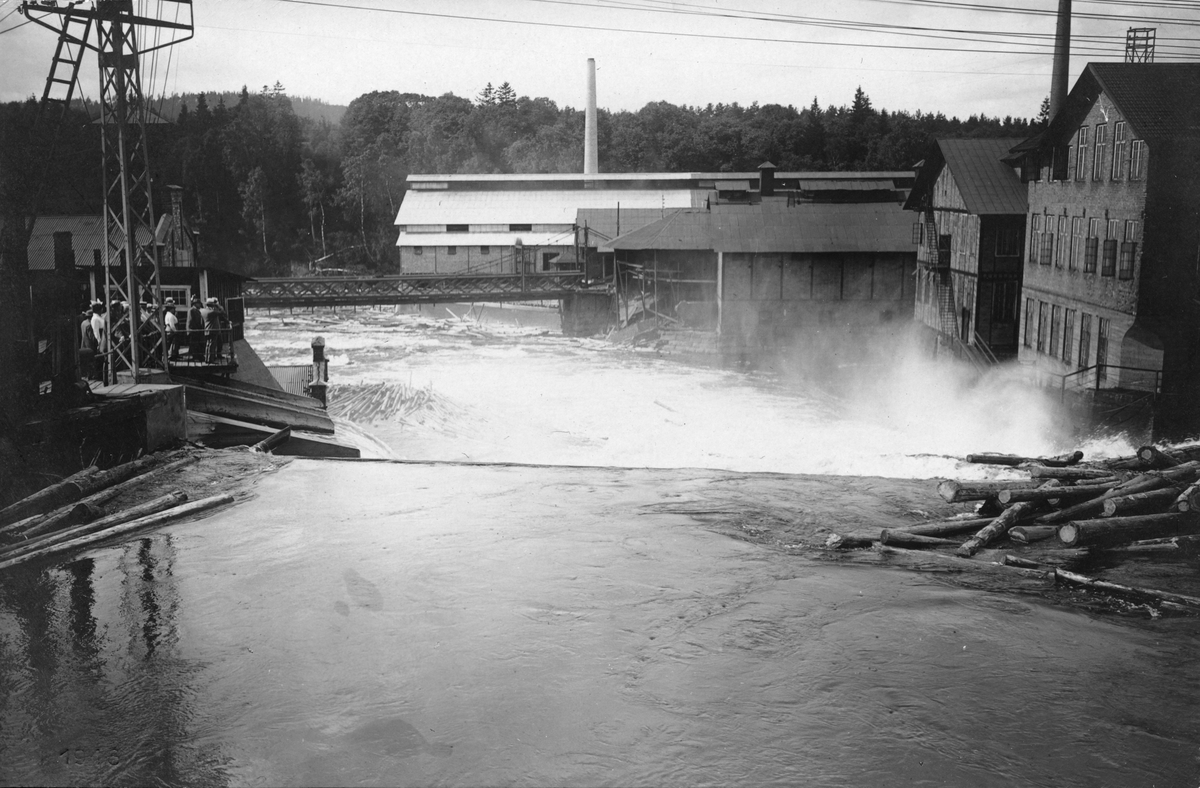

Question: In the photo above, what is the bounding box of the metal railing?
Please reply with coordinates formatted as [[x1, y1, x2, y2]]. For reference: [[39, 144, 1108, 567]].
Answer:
[[1055, 363, 1163, 401]]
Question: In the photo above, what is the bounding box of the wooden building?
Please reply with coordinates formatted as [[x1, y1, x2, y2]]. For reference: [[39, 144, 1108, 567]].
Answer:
[[607, 178, 916, 362], [1007, 62, 1200, 438], [905, 138, 1028, 360]]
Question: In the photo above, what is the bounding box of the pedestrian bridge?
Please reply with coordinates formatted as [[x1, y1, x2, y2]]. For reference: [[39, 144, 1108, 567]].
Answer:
[[242, 272, 588, 308]]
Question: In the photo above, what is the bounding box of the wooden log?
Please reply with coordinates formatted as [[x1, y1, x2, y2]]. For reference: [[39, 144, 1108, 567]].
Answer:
[[1027, 465, 1116, 481], [880, 530, 961, 548], [72, 454, 167, 498], [1100, 486, 1184, 518], [937, 479, 1040, 503], [0, 466, 99, 527], [871, 545, 1056, 589], [84, 456, 199, 507], [965, 450, 1083, 467], [1000, 480, 1113, 505], [1055, 568, 1200, 612], [1057, 513, 1200, 549], [1001, 554, 1043, 569], [1171, 483, 1200, 513], [21, 502, 105, 540], [1008, 525, 1058, 544], [824, 532, 878, 549], [904, 518, 995, 537], [1137, 445, 1183, 468], [252, 426, 292, 453], [0, 492, 188, 563], [957, 497, 1043, 557], [1038, 462, 1200, 525], [0, 494, 232, 572]]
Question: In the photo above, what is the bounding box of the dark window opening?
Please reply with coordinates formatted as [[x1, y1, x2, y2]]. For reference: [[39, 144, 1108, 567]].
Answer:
[[509, 223, 532, 232], [446, 224, 469, 232]]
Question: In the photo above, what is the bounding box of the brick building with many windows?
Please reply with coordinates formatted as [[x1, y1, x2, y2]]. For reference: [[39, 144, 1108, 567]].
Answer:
[[1009, 62, 1200, 438]]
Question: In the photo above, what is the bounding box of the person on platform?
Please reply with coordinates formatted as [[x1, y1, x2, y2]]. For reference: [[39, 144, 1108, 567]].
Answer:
[[187, 294, 205, 361], [204, 297, 228, 363], [88, 300, 106, 380], [163, 298, 179, 360]]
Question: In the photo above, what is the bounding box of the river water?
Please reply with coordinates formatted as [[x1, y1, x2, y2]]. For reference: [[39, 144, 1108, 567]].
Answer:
[[2, 305, 1198, 787]]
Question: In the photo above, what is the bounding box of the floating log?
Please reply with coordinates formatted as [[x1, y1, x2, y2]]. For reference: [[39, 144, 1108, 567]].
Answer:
[[871, 545, 1056, 589], [937, 479, 1039, 503], [1009, 525, 1058, 544], [880, 530, 960, 548], [825, 532, 878, 549], [0, 492, 189, 563], [1055, 568, 1200, 612], [0, 493, 231, 572], [904, 517, 995, 537], [1027, 465, 1117, 481], [966, 450, 1083, 467], [0, 466, 99, 527], [1137, 445, 1183, 468], [71, 454, 168, 498], [1000, 480, 1110, 505], [957, 495, 1045, 557], [84, 456, 199, 507], [1039, 462, 1200, 525], [1001, 554, 1043, 569], [1171, 483, 1200, 513], [252, 426, 292, 454], [1057, 513, 1200, 549], [21, 502, 105, 540], [1101, 486, 1184, 518]]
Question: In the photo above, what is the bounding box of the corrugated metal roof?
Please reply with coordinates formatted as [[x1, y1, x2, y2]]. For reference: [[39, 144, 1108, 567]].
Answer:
[[609, 202, 915, 254], [394, 189, 699, 226], [397, 231, 575, 247], [575, 208, 676, 242], [938, 138, 1027, 215]]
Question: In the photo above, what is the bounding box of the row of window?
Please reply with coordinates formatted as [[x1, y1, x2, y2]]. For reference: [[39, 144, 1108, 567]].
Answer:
[[444, 224, 532, 233], [1028, 214, 1140, 278], [1023, 121, 1147, 183], [411, 246, 492, 256], [1023, 297, 1110, 376]]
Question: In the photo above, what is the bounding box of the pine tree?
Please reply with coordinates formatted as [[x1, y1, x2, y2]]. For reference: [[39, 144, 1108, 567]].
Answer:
[[477, 82, 495, 106], [495, 82, 516, 105]]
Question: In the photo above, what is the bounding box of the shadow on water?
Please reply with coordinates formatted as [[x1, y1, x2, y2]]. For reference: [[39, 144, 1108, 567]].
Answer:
[[0, 536, 231, 788]]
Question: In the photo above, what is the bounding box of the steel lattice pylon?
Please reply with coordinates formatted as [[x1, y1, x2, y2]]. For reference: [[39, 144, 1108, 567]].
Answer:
[[21, 0, 193, 384]]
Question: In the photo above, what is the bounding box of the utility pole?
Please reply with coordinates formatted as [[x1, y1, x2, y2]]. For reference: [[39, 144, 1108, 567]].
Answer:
[[20, 0, 194, 383]]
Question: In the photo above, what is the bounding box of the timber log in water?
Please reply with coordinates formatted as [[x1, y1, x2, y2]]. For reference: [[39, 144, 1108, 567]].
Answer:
[[827, 442, 1200, 615]]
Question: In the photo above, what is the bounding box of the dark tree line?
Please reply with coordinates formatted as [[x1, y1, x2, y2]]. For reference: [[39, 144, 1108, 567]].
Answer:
[[1, 83, 1039, 276]]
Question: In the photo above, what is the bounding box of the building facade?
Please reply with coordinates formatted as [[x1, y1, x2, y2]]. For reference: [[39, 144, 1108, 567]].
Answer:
[[906, 139, 1027, 360], [1010, 62, 1200, 438]]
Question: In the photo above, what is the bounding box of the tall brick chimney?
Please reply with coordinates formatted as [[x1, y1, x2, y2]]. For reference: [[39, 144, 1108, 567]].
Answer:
[[584, 58, 599, 176]]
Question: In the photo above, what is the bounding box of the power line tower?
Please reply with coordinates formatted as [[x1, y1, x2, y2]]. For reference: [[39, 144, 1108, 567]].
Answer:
[[1125, 28, 1156, 63], [20, 0, 194, 384]]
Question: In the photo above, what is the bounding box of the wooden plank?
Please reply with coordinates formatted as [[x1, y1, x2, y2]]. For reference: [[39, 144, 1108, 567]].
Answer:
[[184, 384, 334, 434]]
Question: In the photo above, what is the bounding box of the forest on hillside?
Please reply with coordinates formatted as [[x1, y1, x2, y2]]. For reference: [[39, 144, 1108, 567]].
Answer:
[[0, 81, 1042, 276]]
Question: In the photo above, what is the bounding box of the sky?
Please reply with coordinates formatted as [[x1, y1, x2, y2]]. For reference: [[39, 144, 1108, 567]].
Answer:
[[0, 0, 1197, 121]]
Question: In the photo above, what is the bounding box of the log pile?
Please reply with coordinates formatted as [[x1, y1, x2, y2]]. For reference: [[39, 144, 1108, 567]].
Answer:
[[825, 444, 1200, 614], [0, 452, 233, 572]]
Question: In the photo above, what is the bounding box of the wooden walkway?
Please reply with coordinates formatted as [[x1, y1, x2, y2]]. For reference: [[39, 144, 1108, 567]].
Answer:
[[242, 273, 587, 308]]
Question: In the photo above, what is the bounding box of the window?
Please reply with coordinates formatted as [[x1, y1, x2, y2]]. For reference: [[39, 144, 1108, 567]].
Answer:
[[1062, 309, 1075, 366], [1037, 301, 1048, 353], [1021, 152, 1041, 183], [509, 223, 532, 232], [996, 227, 1021, 257], [1130, 140, 1147, 180], [160, 286, 190, 307], [1070, 216, 1083, 271], [446, 246, 457, 255], [413, 246, 423, 255], [1084, 218, 1100, 272], [1075, 127, 1088, 181], [1041, 224, 1054, 266], [1023, 298, 1034, 348], [992, 281, 1017, 323], [446, 224, 468, 232], [1051, 144, 1070, 181], [1119, 220, 1140, 279], [1092, 124, 1108, 181], [1055, 216, 1068, 268], [479, 246, 490, 255], [1030, 214, 1042, 265], [1111, 121, 1127, 180], [1102, 219, 1120, 276], [1050, 304, 1061, 357], [1078, 313, 1091, 370]]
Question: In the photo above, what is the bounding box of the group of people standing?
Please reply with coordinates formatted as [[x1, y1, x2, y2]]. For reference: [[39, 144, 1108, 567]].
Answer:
[[79, 294, 230, 380]]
